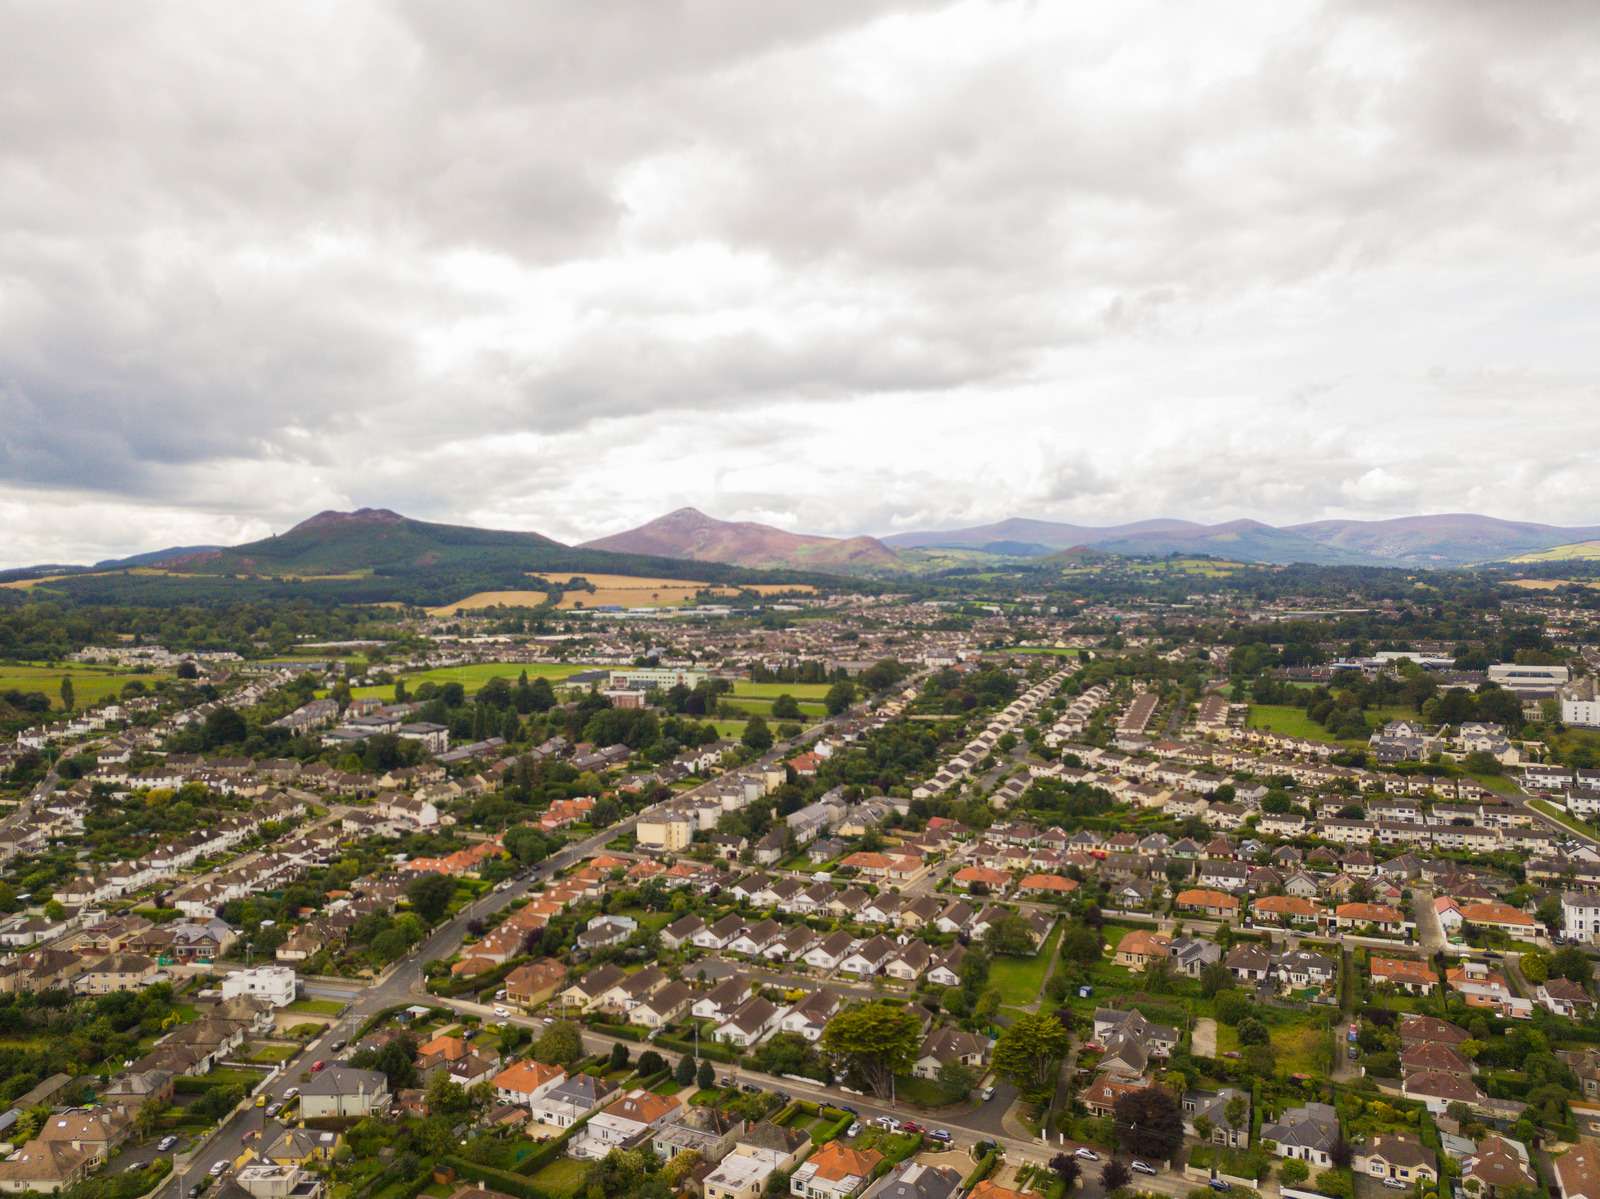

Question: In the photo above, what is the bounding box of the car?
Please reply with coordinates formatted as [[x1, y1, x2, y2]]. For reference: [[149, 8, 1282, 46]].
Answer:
[[1074, 1148, 1099, 1161], [209, 1162, 228, 1178], [189, 1185, 204, 1198], [980, 1086, 996, 1101], [876, 1116, 899, 1131], [255, 1094, 267, 1107], [493, 1005, 510, 1017], [900, 1121, 922, 1134], [1131, 1162, 1157, 1176], [847, 1123, 862, 1138], [495, 989, 508, 1000], [283, 1088, 299, 1101], [1382, 1182, 1409, 1192], [266, 1102, 281, 1118], [720, 1076, 734, 1087], [740, 1083, 760, 1093], [310, 1060, 326, 1073], [930, 1130, 952, 1143], [157, 1136, 179, 1152], [1209, 1180, 1231, 1193]]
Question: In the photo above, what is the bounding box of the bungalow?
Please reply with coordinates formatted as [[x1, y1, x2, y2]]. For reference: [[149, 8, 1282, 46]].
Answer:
[[493, 1060, 566, 1106], [780, 988, 843, 1042], [804, 931, 857, 972], [1462, 1136, 1536, 1198], [1554, 1143, 1600, 1199], [837, 936, 898, 978], [1371, 956, 1439, 994], [717, 996, 783, 1048], [791, 1141, 883, 1199], [1260, 1102, 1340, 1167], [530, 1073, 618, 1130], [912, 1026, 988, 1080], [1357, 1135, 1439, 1187], [1176, 889, 1240, 921], [1114, 930, 1172, 970]]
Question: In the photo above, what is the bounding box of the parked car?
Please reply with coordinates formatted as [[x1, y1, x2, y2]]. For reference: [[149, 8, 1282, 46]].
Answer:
[[189, 1185, 204, 1198], [1074, 1148, 1099, 1161], [493, 1005, 509, 1017], [157, 1136, 178, 1152], [310, 1061, 326, 1074], [981, 1086, 997, 1101], [1382, 1182, 1409, 1191], [1132, 1162, 1157, 1176], [876, 1116, 899, 1131], [740, 1083, 760, 1094], [1209, 1180, 1231, 1193], [847, 1123, 862, 1138], [209, 1162, 228, 1178], [930, 1130, 952, 1144], [900, 1121, 922, 1134]]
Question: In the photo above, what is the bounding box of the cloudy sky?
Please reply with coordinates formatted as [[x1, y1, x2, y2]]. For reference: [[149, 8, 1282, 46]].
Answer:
[[3, 0, 1599, 566]]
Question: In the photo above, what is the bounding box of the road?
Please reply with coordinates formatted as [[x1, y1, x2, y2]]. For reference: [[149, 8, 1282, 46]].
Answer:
[[165, 698, 888, 1197]]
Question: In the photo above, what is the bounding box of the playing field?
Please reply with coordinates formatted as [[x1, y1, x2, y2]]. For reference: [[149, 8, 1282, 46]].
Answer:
[[331, 661, 593, 700], [730, 682, 833, 699], [0, 663, 172, 707]]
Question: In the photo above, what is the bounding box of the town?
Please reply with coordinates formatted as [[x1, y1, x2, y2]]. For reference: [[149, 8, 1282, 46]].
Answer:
[[1, 558, 1600, 1199]]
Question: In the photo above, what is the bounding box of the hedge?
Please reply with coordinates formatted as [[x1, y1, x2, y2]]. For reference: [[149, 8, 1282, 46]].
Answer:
[[444, 1157, 556, 1199], [428, 955, 531, 998], [963, 1152, 998, 1189], [657, 1035, 742, 1064], [512, 1112, 596, 1177]]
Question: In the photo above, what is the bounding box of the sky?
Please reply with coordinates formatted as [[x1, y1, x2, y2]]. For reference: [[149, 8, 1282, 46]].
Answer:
[[3, 0, 1600, 567]]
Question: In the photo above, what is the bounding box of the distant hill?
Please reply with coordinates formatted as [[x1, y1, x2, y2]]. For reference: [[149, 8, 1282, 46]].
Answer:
[[582, 507, 900, 572], [881, 512, 1600, 566], [95, 544, 221, 569], [1285, 514, 1600, 566]]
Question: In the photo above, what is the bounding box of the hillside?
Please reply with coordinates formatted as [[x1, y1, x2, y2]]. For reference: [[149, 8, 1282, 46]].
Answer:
[[881, 516, 1203, 552], [582, 508, 900, 572], [1506, 539, 1600, 563], [26, 509, 822, 607], [1286, 514, 1600, 565]]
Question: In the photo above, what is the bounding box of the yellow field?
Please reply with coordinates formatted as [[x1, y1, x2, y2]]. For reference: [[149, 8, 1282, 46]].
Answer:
[[427, 590, 555, 616], [429, 572, 742, 616], [1508, 578, 1600, 590], [1510, 541, 1600, 563]]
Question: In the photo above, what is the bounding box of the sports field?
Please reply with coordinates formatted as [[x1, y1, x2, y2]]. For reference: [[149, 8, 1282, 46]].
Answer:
[[330, 661, 593, 700]]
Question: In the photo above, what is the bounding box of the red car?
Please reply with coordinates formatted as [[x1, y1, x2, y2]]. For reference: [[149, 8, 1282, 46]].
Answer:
[[310, 1060, 326, 1074], [900, 1121, 922, 1134]]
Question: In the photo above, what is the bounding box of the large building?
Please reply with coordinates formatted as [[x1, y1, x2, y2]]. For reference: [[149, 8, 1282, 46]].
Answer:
[[221, 965, 298, 1008], [607, 667, 709, 691]]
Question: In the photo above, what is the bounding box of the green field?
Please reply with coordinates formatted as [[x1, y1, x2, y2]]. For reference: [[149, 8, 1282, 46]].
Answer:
[[731, 682, 833, 699], [710, 720, 749, 739], [723, 696, 829, 717], [1509, 540, 1600, 562], [988, 921, 1064, 1006], [1246, 704, 1350, 742], [0, 662, 172, 708], [329, 661, 594, 700], [526, 1158, 587, 1198]]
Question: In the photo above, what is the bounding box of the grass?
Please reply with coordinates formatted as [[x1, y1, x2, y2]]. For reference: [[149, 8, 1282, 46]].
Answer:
[[327, 661, 593, 700], [731, 682, 834, 699], [244, 1043, 301, 1063], [526, 1158, 588, 1198], [988, 922, 1064, 1006], [285, 998, 346, 1016], [1246, 704, 1355, 744], [0, 663, 173, 708], [722, 696, 829, 717], [1529, 798, 1596, 839], [1269, 1020, 1328, 1075], [709, 720, 749, 739]]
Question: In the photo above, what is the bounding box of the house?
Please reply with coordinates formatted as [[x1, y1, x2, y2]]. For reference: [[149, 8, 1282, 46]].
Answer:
[[1224, 944, 1273, 984], [1175, 889, 1240, 920], [1357, 1135, 1439, 1187], [1539, 978, 1595, 1018], [505, 959, 568, 1008], [74, 952, 160, 995], [791, 1141, 883, 1199], [780, 989, 843, 1042], [1169, 937, 1221, 978], [1402, 1070, 1489, 1115], [560, 964, 627, 1011], [0, 1141, 95, 1193], [1260, 1102, 1340, 1166], [493, 1060, 566, 1106], [1553, 1142, 1600, 1199], [661, 915, 708, 950], [694, 977, 754, 1022], [1082, 1074, 1152, 1120], [1093, 1008, 1178, 1077], [634, 981, 694, 1029], [1462, 1137, 1535, 1198], [803, 930, 856, 971], [859, 1162, 962, 1199], [1275, 949, 1336, 993], [653, 1106, 742, 1165], [704, 1122, 811, 1199], [570, 1088, 682, 1160], [717, 996, 783, 1048], [837, 935, 898, 978], [300, 1066, 390, 1119], [1371, 956, 1439, 994], [260, 1127, 341, 1168], [913, 1026, 988, 1080], [530, 1073, 618, 1129], [1114, 930, 1171, 969], [1183, 1087, 1250, 1148]]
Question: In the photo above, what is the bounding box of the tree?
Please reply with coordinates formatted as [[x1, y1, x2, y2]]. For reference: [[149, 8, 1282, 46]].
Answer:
[[1113, 1087, 1184, 1161], [937, 1061, 978, 1099], [982, 912, 1037, 958], [609, 1042, 630, 1071], [1549, 946, 1591, 984], [742, 716, 774, 753], [772, 694, 802, 719], [1199, 961, 1233, 999], [59, 677, 74, 711], [825, 681, 856, 716], [1330, 1138, 1354, 1170], [1214, 992, 1251, 1026], [405, 874, 457, 923], [675, 1055, 698, 1086], [820, 1004, 922, 1098], [533, 1020, 584, 1067], [1519, 952, 1549, 985], [638, 1051, 666, 1076], [1281, 1160, 1310, 1186], [992, 1010, 1071, 1099], [1050, 1155, 1080, 1191], [697, 1060, 715, 1089], [1236, 1018, 1269, 1046], [1100, 1160, 1131, 1193], [1060, 924, 1104, 966]]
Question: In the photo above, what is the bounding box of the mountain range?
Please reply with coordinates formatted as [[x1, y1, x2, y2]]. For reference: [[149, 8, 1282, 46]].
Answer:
[[12, 508, 1600, 599]]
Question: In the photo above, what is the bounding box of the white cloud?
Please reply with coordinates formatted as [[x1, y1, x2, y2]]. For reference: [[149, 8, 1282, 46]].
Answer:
[[1, 0, 1599, 567]]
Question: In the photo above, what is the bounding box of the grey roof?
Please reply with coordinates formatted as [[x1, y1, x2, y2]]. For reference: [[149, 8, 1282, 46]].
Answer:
[[863, 1162, 963, 1199], [1261, 1102, 1339, 1152], [302, 1065, 388, 1097]]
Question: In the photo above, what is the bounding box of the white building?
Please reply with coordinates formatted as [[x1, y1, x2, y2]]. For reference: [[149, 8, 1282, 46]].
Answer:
[[221, 965, 298, 1008], [1563, 893, 1600, 944]]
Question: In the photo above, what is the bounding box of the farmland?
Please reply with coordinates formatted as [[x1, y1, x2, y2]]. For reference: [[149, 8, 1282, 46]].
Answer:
[[427, 571, 743, 615], [0, 663, 172, 708]]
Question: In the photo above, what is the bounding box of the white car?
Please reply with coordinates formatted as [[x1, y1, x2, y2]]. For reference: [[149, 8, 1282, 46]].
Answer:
[[1074, 1148, 1099, 1161], [1381, 1182, 1409, 1192], [157, 1136, 179, 1152], [847, 1123, 862, 1137], [1132, 1162, 1157, 1176], [493, 1005, 509, 1017], [209, 1161, 228, 1178]]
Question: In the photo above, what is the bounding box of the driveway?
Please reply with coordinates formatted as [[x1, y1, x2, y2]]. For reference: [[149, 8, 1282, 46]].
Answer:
[[1192, 1017, 1217, 1058]]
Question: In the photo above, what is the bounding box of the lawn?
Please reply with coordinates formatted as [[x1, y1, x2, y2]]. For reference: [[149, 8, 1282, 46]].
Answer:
[[1269, 1020, 1330, 1075], [0, 663, 173, 708], [526, 1158, 588, 1198], [331, 661, 594, 700], [710, 720, 749, 739], [1246, 705, 1354, 744], [1529, 798, 1596, 838], [988, 922, 1064, 1006], [731, 682, 833, 699], [243, 1043, 301, 1063], [286, 998, 346, 1016], [722, 696, 830, 717]]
